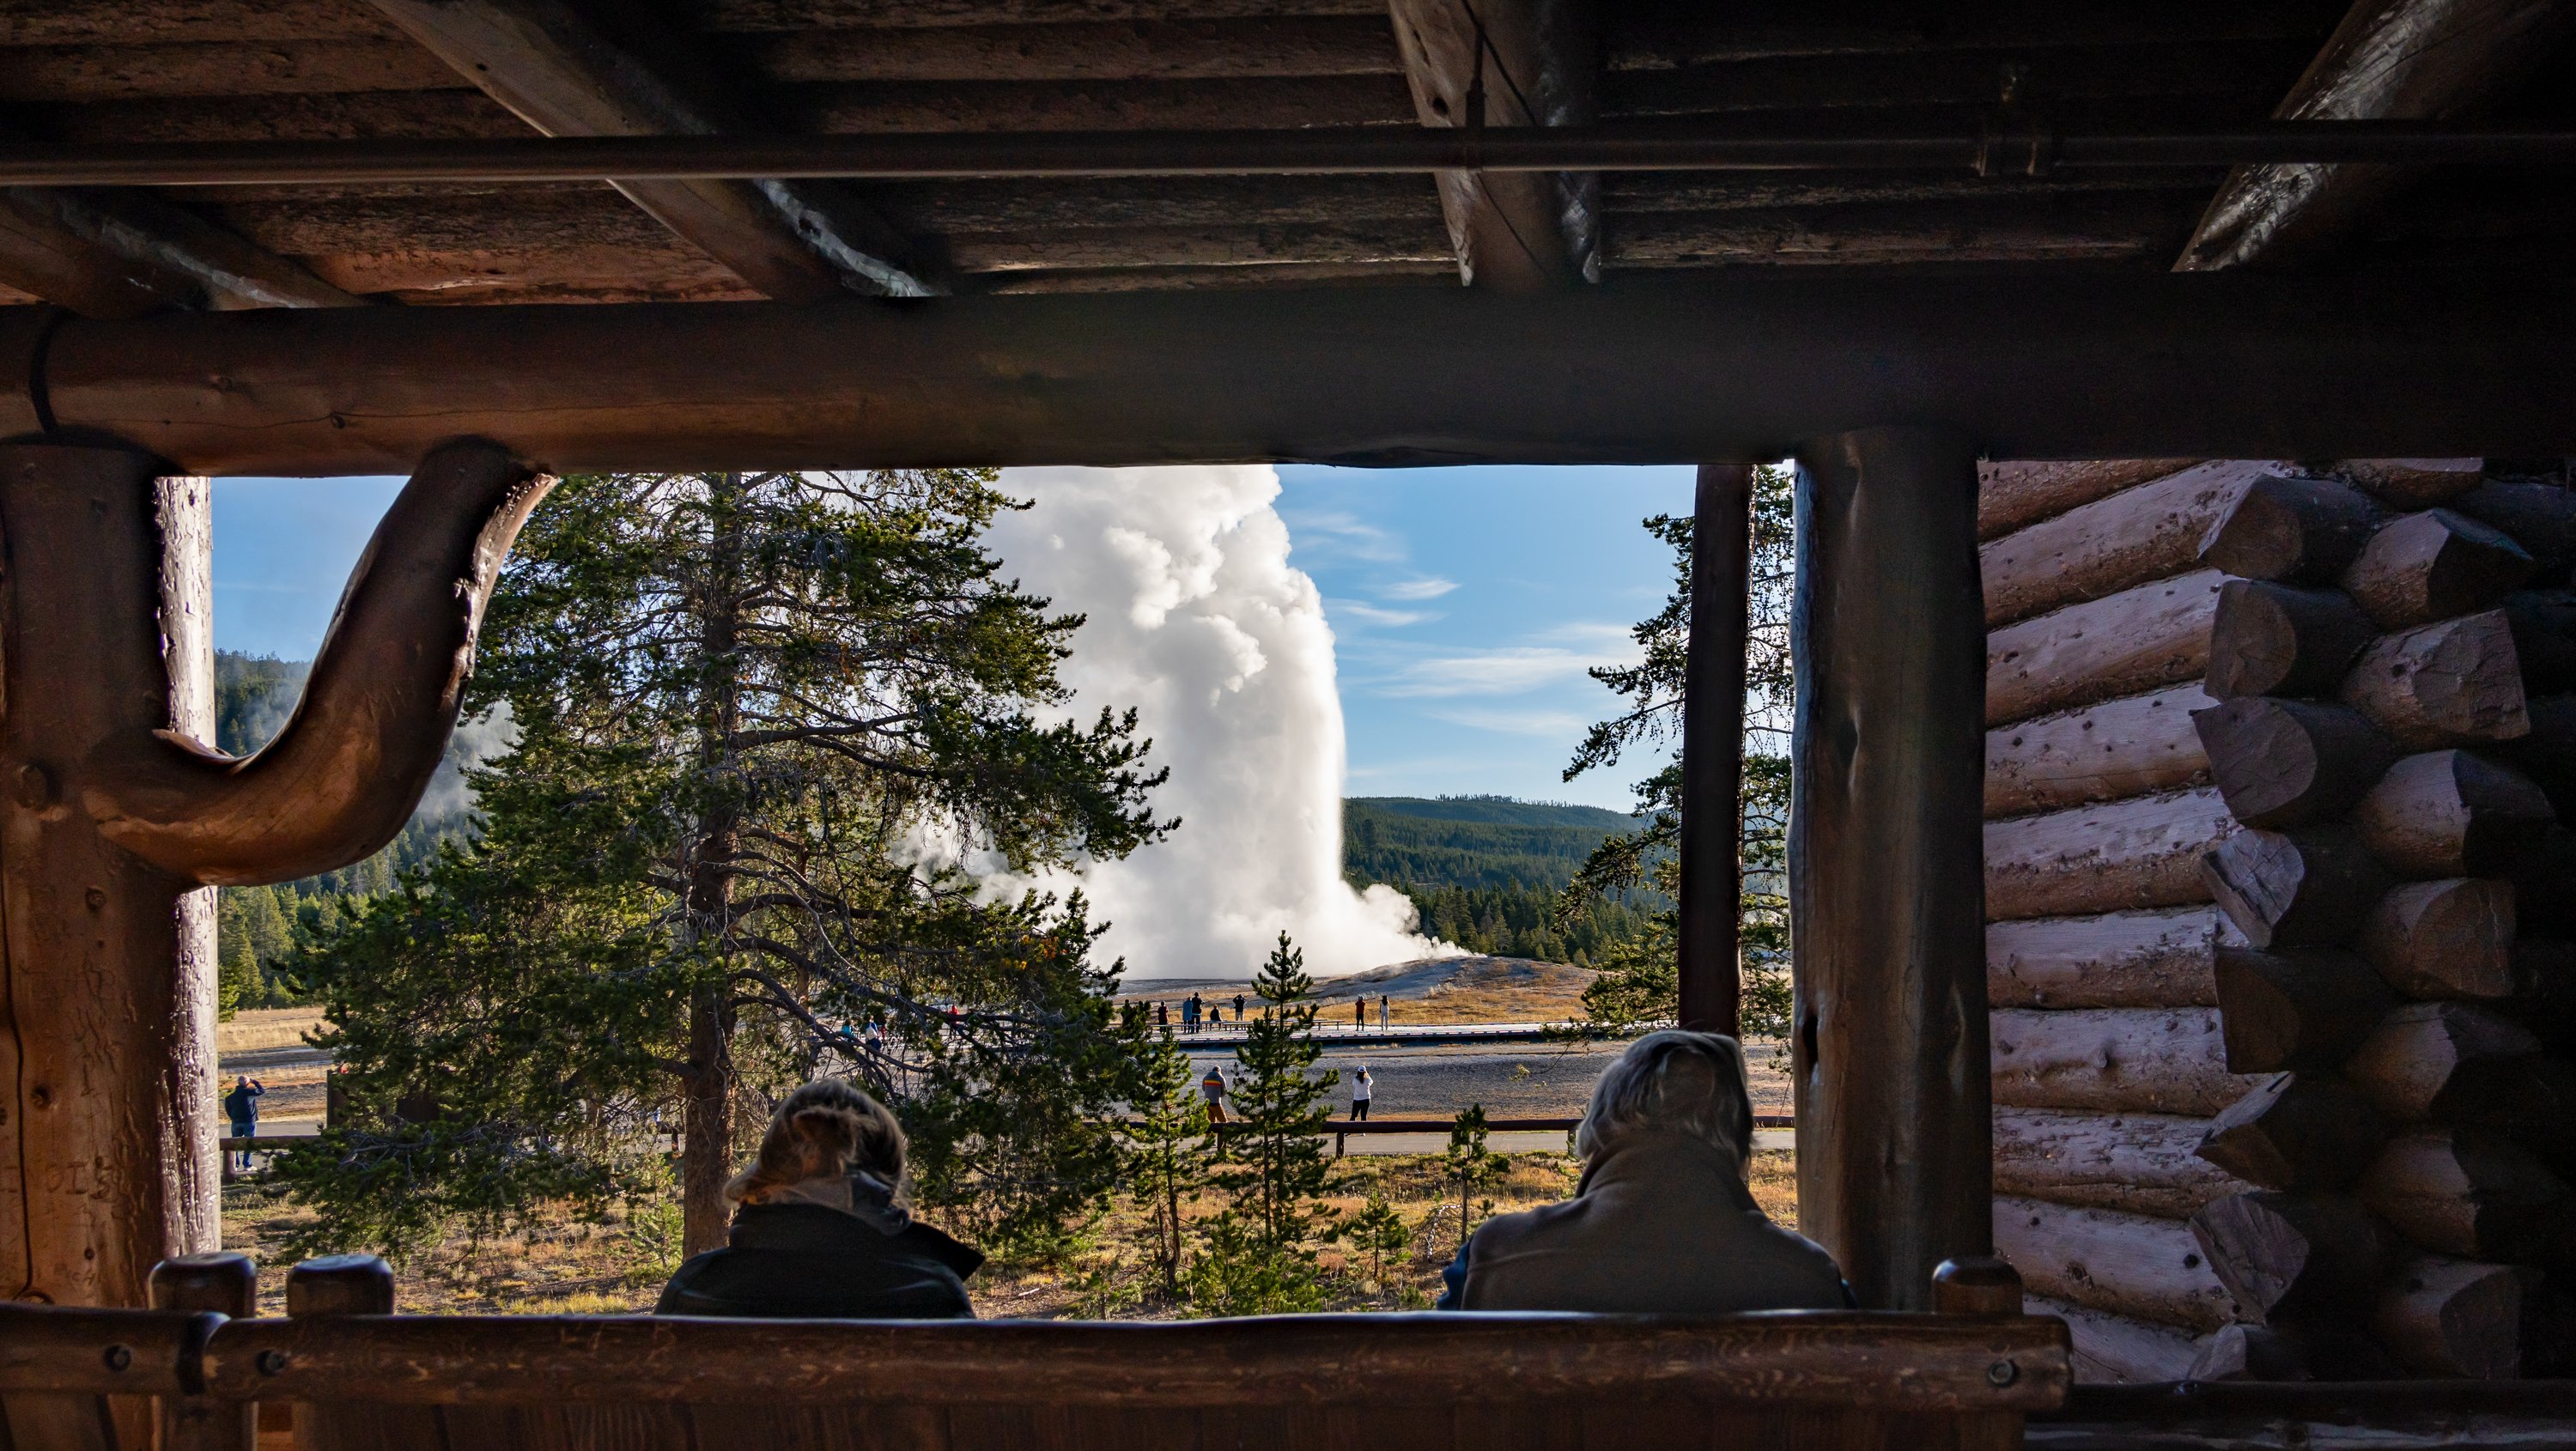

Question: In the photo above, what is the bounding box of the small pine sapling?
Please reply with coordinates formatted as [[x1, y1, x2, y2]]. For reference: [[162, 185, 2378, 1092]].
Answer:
[[1443, 1102, 1510, 1254]]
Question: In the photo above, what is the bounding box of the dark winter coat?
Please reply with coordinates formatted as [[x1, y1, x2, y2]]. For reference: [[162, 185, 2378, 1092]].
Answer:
[[1436, 1128, 1850, 1313], [655, 1200, 982, 1320], [222, 1083, 263, 1124]]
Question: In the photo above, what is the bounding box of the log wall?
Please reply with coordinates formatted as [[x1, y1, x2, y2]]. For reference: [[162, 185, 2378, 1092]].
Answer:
[[1978, 458, 2576, 1385]]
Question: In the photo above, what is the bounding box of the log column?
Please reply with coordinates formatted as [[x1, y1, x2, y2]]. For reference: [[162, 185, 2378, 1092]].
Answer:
[[1679, 464, 1753, 1036], [1789, 427, 1990, 1309], [0, 441, 212, 1308]]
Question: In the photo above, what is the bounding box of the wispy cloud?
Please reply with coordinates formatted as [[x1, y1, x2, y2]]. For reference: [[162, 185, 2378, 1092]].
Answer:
[[1424, 706, 1595, 738], [1380, 576, 1458, 601], [1330, 599, 1437, 628], [1363, 620, 1641, 699], [1281, 508, 1406, 564]]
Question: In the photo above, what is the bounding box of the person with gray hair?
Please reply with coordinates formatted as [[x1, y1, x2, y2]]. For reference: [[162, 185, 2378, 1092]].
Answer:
[[1436, 1030, 1850, 1312]]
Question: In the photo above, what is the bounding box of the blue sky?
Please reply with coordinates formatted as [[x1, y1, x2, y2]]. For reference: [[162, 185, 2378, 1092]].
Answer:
[[211, 464, 1691, 810]]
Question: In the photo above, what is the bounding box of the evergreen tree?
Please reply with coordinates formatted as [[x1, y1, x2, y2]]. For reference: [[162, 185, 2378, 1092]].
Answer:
[[1442, 1103, 1509, 1253], [215, 902, 261, 1019], [1346, 1190, 1410, 1296], [1117, 1009, 1211, 1301], [1559, 466, 1795, 1039], [1193, 932, 1336, 1311], [277, 469, 1170, 1259]]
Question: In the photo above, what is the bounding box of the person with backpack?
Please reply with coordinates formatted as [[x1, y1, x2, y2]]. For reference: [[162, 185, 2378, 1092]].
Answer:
[[222, 1075, 265, 1170], [1200, 1065, 1228, 1124]]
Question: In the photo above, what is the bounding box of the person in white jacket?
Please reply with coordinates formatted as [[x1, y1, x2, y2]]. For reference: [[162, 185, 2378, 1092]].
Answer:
[[1349, 1066, 1374, 1121]]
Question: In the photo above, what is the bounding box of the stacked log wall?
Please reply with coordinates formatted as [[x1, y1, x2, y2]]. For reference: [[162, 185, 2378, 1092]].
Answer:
[[1975, 457, 2576, 1384]]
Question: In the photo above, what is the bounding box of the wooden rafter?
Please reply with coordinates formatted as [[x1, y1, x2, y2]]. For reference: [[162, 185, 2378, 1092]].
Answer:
[[2177, 0, 2576, 270], [367, 0, 940, 301], [1387, 0, 1599, 289]]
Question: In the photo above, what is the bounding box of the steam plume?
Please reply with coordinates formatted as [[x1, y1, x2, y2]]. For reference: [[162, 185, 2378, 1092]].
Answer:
[[982, 466, 1454, 981]]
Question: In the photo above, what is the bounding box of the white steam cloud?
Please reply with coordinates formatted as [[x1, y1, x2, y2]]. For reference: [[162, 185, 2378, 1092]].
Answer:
[[416, 702, 518, 823], [981, 466, 1455, 983]]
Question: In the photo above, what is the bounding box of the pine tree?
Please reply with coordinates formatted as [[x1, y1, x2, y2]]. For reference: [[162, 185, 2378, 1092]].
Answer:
[[1193, 932, 1336, 1311], [1443, 1102, 1510, 1254], [1118, 1009, 1211, 1302], [277, 469, 1170, 1260], [1346, 1189, 1410, 1296], [1559, 465, 1796, 1040]]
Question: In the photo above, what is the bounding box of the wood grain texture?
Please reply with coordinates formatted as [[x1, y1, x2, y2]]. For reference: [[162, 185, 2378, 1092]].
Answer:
[[85, 441, 555, 888], [2345, 1001, 2541, 1122], [1678, 465, 1750, 1035], [195, 1311, 2074, 1412], [2336, 610, 2532, 750], [2349, 750, 2553, 878], [1996, 1196, 2241, 1332], [2176, 0, 2576, 270], [2196, 471, 2384, 585], [1789, 428, 1991, 1311], [1386, 0, 1595, 290], [2338, 508, 2536, 630], [1977, 460, 2202, 543], [2451, 479, 2576, 571], [14, 272, 2576, 476], [367, 0, 937, 300], [1984, 787, 2235, 923], [1990, 1007, 2263, 1117], [2211, 944, 2397, 1072], [1987, 572, 2223, 728], [2195, 1072, 2389, 1193], [2189, 1190, 2397, 1324], [0, 445, 202, 1311], [1978, 461, 2274, 627], [2200, 824, 2396, 950], [1985, 907, 2237, 1011], [2358, 877, 2516, 1000], [2336, 458, 2485, 508], [2203, 580, 2378, 701], [2372, 1255, 2526, 1379], [2355, 1127, 2573, 1262], [2020, 1295, 2202, 1386], [2191, 695, 2396, 829], [1986, 686, 2214, 819], [1994, 1108, 2251, 1219]]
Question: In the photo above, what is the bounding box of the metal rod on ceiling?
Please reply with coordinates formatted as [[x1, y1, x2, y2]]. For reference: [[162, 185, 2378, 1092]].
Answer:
[[0, 121, 2573, 187]]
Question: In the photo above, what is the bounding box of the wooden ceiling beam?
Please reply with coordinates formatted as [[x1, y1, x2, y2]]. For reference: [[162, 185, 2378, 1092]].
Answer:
[[11, 269, 2576, 475], [367, 0, 939, 300], [2177, 0, 2576, 270], [0, 186, 362, 318], [1387, 0, 1599, 289]]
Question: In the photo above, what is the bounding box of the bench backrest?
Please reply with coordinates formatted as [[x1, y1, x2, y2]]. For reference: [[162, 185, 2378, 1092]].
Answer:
[[1, 1303, 2066, 1451]]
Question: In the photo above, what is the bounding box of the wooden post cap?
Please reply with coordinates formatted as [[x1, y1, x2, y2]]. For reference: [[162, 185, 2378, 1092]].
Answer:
[[286, 1254, 394, 1316], [150, 1253, 258, 1315], [1933, 1256, 2026, 1315]]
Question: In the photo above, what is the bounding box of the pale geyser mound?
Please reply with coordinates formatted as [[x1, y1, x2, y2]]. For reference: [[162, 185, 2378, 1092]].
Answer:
[[977, 465, 1455, 981]]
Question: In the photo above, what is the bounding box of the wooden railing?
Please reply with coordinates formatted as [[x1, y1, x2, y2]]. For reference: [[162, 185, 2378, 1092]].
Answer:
[[0, 1254, 2066, 1451]]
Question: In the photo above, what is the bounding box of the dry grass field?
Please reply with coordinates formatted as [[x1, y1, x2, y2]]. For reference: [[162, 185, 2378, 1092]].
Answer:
[[220, 1149, 1800, 1320]]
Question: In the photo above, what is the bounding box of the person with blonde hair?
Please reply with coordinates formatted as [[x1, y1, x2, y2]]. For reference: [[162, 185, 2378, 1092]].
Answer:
[[1436, 1030, 1850, 1312], [656, 1079, 982, 1319]]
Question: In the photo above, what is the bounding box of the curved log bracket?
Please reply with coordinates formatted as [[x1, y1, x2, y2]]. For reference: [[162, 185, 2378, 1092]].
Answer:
[[84, 438, 556, 886]]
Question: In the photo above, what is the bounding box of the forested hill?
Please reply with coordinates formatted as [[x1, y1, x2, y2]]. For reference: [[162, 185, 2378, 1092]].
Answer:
[[1344, 795, 1643, 890], [1344, 796, 1656, 965], [215, 652, 489, 1013]]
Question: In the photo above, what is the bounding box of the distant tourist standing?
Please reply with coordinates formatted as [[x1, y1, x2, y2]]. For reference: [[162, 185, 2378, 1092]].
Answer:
[[222, 1075, 265, 1169], [1380, 994, 1391, 1029], [1211, 1005, 1224, 1029], [1354, 998, 1367, 1030], [1350, 1066, 1373, 1121], [1200, 1066, 1228, 1123], [1185, 995, 1200, 1034], [1234, 993, 1247, 1021]]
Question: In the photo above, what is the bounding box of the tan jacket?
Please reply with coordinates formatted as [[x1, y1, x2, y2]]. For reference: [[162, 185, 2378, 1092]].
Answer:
[[1452, 1128, 1850, 1313]]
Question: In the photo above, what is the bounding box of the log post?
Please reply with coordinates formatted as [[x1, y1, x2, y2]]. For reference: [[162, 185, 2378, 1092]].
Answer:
[[0, 443, 214, 1311], [1678, 464, 1752, 1036], [150, 1251, 256, 1451], [1789, 427, 1988, 1309]]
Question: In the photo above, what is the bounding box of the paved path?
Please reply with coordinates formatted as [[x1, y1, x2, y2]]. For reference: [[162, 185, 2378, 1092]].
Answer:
[[1333, 1128, 1794, 1157], [1160, 1021, 1583, 1048]]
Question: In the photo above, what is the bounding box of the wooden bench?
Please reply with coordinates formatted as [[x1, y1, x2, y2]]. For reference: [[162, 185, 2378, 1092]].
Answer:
[[0, 1254, 2064, 1451]]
